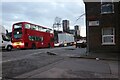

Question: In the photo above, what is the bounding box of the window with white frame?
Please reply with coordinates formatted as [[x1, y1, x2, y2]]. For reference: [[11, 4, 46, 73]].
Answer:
[[101, 0, 114, 14], [102, 27, 115, 45]]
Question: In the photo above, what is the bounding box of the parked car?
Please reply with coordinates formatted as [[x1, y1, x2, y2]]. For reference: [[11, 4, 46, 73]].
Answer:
[[76, 40, 87, 48]]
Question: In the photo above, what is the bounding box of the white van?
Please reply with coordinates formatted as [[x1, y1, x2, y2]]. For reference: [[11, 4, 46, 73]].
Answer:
[[0, 26, 13, 51]]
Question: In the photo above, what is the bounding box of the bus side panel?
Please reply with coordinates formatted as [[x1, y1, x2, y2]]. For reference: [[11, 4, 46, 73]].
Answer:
[[50, 34, 54, 48], [26, 29, 45, 48]]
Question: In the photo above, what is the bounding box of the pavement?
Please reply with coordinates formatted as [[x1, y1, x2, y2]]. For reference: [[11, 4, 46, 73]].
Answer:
[[48, 47, 119, 61], [14, 46, 119, 79], [15, 58, 118, 78]]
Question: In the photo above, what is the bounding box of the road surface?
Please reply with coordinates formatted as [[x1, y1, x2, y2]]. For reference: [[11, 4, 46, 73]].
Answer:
[[1, 46, 118, 79]]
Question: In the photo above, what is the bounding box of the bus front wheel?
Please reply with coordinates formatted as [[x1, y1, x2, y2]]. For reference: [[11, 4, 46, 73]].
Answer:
[[7, 45, 12, 51]]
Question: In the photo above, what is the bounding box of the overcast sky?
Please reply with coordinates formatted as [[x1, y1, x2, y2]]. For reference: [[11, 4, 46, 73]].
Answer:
[[1, 0, 86, 36]]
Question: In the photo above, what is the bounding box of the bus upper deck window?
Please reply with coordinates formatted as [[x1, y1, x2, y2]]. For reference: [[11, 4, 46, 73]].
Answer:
[[14, 24, 22, 29], [25, 24, 30, 29]]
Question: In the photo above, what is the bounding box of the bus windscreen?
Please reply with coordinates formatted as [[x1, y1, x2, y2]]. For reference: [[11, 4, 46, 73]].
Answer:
[[13, 24, 22, 39]]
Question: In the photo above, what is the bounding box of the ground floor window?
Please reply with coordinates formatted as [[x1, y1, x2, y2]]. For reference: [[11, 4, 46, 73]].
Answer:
[[102, 27, 115, 45]]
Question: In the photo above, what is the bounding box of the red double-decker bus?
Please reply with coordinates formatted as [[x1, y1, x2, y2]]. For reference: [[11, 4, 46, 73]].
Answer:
[[12, 22, 54, 49]]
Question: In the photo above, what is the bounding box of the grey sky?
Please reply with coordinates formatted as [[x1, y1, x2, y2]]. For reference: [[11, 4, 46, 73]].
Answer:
[[1, 0, 86, 36]]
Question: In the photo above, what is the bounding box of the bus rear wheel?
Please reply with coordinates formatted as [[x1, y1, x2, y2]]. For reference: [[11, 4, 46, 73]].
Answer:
[[48, 44, 51, 48], [32, 44, 36, 49]]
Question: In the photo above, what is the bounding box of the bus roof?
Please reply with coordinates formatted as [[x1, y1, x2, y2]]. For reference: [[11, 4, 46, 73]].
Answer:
[[13, 22, 52, 30]]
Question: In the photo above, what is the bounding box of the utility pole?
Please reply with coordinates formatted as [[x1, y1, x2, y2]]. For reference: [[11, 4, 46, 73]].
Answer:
[[74, 13, 85, 40], [74, 13, 85, 48], [74, 13, 85, 25]]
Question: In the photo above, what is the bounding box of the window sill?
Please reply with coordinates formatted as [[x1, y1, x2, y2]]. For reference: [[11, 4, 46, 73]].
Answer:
[[101, 12, 114, 14], [102, 43, 115, 45]]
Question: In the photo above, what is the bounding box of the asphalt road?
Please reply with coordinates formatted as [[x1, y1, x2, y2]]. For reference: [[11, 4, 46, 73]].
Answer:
[[2, 47, 68, 78], [1, 46, 118, 79]]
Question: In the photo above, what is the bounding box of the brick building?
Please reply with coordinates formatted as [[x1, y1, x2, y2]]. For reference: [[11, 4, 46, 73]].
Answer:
[[84, 1, 120, 53]]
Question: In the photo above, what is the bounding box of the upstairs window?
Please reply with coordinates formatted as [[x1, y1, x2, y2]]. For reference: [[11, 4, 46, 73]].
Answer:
[[101, 0, 114, 14]]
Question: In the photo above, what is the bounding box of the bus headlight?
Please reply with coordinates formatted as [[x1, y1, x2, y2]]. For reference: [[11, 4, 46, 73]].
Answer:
[[19, 42, 24, 46], [12, 42, 24, 46], [12, 43, 17, 46]]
